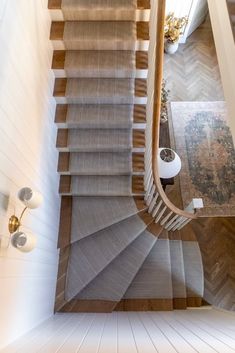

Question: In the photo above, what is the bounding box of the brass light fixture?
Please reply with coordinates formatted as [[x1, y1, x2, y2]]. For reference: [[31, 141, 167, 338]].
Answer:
[[8, 187, 43, 233], [6, 187, 43, 252]]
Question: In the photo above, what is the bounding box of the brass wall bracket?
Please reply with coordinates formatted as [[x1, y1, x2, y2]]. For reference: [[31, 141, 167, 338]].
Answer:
[[8, 215, 21, 234]]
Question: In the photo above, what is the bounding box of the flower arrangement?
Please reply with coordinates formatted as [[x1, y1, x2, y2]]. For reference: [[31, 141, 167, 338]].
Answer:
[[164, 13, 188, 43], [160, 79, 170, 124]]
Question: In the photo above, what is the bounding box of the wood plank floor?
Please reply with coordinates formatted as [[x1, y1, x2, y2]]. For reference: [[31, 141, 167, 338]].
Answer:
[[164, 15, 224, 102], [3, 309, 235, 352], [163, 15, 235, 312]]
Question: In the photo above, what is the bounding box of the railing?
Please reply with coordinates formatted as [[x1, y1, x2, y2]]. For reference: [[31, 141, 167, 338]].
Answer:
[[144, 0, 203, 231]]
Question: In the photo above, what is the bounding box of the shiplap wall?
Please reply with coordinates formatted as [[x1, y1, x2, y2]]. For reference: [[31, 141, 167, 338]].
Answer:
[[0, 0, 60, 349]]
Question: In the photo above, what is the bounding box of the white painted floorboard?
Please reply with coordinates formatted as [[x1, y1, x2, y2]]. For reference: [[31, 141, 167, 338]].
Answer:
[[2, 310, 235, 353]]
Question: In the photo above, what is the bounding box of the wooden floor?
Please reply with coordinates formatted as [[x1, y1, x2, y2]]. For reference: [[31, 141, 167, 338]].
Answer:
[[3, 309, 235, 352], [164, 16, 224, 102], [163, 15, 235, 312]]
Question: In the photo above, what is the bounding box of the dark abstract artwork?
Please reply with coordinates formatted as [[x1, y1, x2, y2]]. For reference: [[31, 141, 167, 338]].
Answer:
[[171, 102, 235, 216]]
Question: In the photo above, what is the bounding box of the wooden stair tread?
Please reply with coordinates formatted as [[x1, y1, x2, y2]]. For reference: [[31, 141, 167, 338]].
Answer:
[[48, 0, 150, 10], [55, 104, 146, 125], [52, 50, 148, 70], [53, 78, 147, 98], [50, 21, 149, 41]]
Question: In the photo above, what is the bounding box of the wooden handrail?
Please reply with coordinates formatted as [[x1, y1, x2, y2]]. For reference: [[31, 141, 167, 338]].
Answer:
[[151, 0, 196, 220]]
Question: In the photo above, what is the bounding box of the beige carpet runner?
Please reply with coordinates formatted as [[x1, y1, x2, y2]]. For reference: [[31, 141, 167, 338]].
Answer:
[[50, 0, 205, 312]]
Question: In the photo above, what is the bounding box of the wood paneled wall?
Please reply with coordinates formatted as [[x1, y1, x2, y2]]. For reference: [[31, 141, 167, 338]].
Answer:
[[0, 0, 60, 349]]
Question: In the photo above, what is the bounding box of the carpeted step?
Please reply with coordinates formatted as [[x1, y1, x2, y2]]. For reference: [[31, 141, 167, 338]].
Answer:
[[50, 21, 148, 51], [123, 239, 173, 303], [54, 78, 136, 104], [52, 51, 148, 79], [59, 152, 132, 175], [70, 196, 146, 242], [182, 241, 204, 306], [55, 104, 147, 127], [55, 104, 133, 129], [57, 129, 132, 152], [60, 0, 137, 21], [48, 0, 150, 22], [169, 240, 187, 309], [56, 50, 136, 78], [74, 231, 157, 305], [60, 175, 132, 196], [65, 214, 149, 300]]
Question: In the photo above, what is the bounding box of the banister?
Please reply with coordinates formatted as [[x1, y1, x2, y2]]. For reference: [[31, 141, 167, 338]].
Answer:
[[150, 0, 197, 221]]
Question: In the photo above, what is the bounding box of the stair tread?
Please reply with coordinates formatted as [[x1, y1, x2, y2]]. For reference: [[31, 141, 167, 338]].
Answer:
[[64, 175, 132, 196], [70, 196, 145, 242], [124, 239, 173, 299], [170, 240, 187, 299], [61, 50, 136, 78], [75, 230, 157, 301], [182, 241, 204, 299], [62, 152, 132, 175], [56, 104, 133, 129], [63, 21, 136, 50], [65, 214, 148, 300], [54, 78, 137, 104], [66, 129, 132, 152]]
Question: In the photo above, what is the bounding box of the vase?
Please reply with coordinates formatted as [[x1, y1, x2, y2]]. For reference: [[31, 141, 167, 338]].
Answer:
[[164, 40, 179, 54]]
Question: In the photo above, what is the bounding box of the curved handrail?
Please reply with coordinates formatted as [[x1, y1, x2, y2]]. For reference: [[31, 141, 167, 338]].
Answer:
[[151, 0, 196, 220]]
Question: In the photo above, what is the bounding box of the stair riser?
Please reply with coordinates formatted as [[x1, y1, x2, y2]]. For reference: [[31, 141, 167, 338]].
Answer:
[[54, 96, 147, 105], [53, 69, 148, 79], [49, 9, 150, 22], [52, 40, 149, 51]]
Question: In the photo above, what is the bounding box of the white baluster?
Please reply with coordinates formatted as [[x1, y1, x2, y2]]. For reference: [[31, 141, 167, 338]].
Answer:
[[160, 211, 173, 226], [165, 214, 179, 230], [148, 192, 159, 213], [146, 184, 156, 206], [155, 206, 167, 223], [177, 218, 192, 230], [151, 200, 163, 218]]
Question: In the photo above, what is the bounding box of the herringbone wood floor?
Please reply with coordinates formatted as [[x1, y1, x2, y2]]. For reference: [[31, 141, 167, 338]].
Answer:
[[164, 16, 224, 102], [164, 16, 235, 311]]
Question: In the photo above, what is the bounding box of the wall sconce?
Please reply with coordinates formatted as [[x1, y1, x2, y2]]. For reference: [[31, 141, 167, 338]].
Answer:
[[7, 187, 43, 252]]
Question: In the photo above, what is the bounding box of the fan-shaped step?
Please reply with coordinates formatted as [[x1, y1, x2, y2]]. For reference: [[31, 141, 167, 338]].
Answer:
[[58, 152, 132, 175], [59, 175, 132, 196], [62, 231, 157, 312], [65, 196, 146, 243], [170, 240, 187, 309], [57, 129, 132, 152], [117, 239, 173, 310], [182, 241, 204, 307], [53, 78, 147, 104], [65, 214, 150, 301], [52, 51, 148, 79], [48, 0, 150, 21], [50, 21, 149, 51], [55, 104, 146, 128]]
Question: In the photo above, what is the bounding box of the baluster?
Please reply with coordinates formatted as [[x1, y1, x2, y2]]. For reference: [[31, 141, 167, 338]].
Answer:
[[148, 192, 159, 213], [146, 184, 156, 206], [160, 211, 173, 226], [155, 206, 167, 223], [151, 199, 163, 218]]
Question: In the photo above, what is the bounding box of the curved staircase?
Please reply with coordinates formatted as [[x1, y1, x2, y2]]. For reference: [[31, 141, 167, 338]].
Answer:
[[49, 0, 204, 312]]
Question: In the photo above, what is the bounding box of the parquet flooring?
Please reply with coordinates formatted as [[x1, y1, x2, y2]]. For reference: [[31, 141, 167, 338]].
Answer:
[[163, 16, 235, 311], [164, 16, 224, 102], [187, 218, 235, 311]]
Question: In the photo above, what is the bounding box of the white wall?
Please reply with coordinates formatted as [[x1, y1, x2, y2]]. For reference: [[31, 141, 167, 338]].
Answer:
[[166, 0, 208, 42], [0, 0, 60, 349], [208, 0, 235, 144]]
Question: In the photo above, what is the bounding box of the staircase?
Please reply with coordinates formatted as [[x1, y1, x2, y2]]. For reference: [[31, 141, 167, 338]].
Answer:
[[49, 0, 204, 312]]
